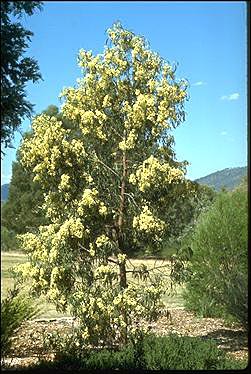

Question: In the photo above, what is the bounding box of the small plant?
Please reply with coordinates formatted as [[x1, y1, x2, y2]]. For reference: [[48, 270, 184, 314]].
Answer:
[[42, 327, 87, 362], [129, 327, 146, 368], [1, 285, 40, 360]]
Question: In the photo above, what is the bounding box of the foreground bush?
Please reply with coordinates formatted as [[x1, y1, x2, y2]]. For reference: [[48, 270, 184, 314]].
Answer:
[[183, 187, 248, 326], [38, 332, 246, 370], [1, 286, 40, 359], [142, 334, 246, 370]]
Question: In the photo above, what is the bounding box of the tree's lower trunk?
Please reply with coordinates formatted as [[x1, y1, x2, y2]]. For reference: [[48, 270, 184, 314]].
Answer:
[[117, 149, 128, 345], [119, 259, 128, 345], [119, 260, 127, 289]]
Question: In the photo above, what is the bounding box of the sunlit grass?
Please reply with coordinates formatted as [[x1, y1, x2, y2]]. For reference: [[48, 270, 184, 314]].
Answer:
[[1, 251, 70, 319]]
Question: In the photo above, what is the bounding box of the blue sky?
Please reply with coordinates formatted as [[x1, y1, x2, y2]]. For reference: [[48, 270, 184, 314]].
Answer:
[[1, 1, 247, 185]]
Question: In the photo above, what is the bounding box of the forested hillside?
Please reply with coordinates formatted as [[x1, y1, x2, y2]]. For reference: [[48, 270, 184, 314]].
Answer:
[[195, 166, 247, 191]]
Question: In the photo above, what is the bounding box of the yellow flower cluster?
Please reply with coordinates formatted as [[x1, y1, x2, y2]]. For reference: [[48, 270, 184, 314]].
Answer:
[[62, 101, 108, 141], [82, 188, 98, 207], [118, 130, 138, 150], [102, 94, 112, 108], [59, 174, 70, 191], [95, 234, 111, 248], [98, 202, 108, 215], [21, 115, 66, 173], [59, 217, 85, 239], [117, 253, 127, 264], [50, 266, 61, 285], [157, 80, 187, 124], [133, 94, 156, 126], [78, 49, 93, 68], [113, 293, 123, 305], [129, 155, 184, 192], [94, 265, 115, 277], [75, 189, 108, 218], [103, 48, 128, 76], [15, 262, 37, 278], [133, 205, 165, 239], [47, 287, 60, 302], [20, 115, 88, 193], [18, 232, 40, 253]]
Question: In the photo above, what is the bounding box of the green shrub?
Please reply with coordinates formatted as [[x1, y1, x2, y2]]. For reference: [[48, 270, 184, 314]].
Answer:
[[39, 330, 246, 370], [183, 188, 248, 326], [143, 334, 246, 370], [42, 327, 136, 369], [1, 286, 40, 359]]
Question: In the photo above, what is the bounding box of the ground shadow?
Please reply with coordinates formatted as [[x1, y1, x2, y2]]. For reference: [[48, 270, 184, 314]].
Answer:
[[200, 328, 248, 354]]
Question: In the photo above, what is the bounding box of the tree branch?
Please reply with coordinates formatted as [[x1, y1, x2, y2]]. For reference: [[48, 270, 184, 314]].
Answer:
[[93, 153, 120, 178]]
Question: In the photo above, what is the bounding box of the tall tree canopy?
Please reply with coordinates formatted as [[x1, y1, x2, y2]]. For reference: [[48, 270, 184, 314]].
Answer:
[[1, 1, 43, 150], [16, 23, 190, 346]]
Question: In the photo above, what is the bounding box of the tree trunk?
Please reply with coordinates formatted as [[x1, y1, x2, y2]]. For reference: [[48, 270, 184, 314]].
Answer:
[[117, 150, 128, 344]]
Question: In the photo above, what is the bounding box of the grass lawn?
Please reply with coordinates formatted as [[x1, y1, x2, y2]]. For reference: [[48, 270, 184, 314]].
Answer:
[[1, 251, 27, 295], [1, 251, 185, 319]]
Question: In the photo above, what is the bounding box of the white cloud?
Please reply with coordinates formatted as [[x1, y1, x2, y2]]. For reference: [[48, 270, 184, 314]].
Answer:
[[220, 131, 227, 136], [220, 92, 240, 101], [192, 81, 205, 86]]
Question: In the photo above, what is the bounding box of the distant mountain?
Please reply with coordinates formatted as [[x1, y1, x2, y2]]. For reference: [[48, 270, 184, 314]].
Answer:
[[0, 166, 247, 202], [195, 166, 247, 191], [1, 183, 9, 202]]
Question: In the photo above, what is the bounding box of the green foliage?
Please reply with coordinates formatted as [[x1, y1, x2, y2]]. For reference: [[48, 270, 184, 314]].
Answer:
[[183, 187, 248, 326], [43, 328, 135, 369], [160, 181, 216, 259], [1, 226, 18, 251], [234, 175, 248, 193], [142, 334, 245, 370], [40, 104, 74, 130], [40, 331, 246, 370], [1, 152, 47, 235], [1, 1, 43, 150], [1, 286, 40, 359]]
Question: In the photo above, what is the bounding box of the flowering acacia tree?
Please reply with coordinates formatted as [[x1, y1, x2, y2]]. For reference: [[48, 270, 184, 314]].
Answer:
[[16, 23, 189, 346]]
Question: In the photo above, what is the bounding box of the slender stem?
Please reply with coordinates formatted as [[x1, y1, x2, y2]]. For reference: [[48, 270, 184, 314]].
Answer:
[[93, 152, 120, 178], [116, 143, 129, 344], [108, 258, 119, 265], [125, 263, 170, 274]]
